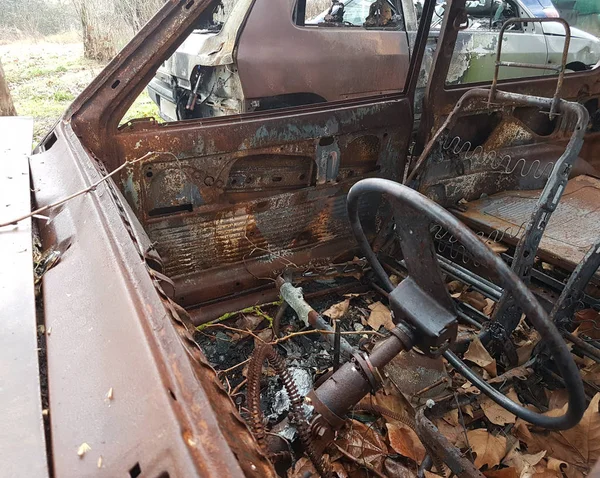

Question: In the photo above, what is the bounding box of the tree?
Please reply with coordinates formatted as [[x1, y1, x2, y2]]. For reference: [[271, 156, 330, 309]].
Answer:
[[0, 59, 17, 117]]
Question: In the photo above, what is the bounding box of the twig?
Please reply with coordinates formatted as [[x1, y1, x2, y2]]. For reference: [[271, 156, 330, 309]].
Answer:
[[274, 328, 385, 344], [454, 392, 474, 463], [203, 323, 385, 344], [218, 358, 251, 375], [414, 377, 448, 397], [203, 323, 268, 344], [0, 151, 158, 228], [231, 378, 248, 396], [334, 443, 386, 478]]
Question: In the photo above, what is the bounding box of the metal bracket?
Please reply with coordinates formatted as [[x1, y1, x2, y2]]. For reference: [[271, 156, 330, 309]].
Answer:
[[315, 137, 341, 185]]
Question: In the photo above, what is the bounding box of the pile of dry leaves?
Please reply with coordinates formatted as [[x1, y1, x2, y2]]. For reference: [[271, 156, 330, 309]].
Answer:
[[197, 276, 600, 478]]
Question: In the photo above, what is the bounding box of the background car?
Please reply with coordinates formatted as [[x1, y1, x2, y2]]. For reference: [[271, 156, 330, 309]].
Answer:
[[147, 0, 600, 121]]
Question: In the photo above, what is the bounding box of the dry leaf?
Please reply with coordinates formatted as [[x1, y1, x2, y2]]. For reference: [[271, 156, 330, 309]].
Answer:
[[464, 404, 474, 418], [484, 467, 519, 478], [77, 442, 91, 458], [434, 416, 463, 445], [287, 457, 317, 478], [367, 302, 395, 331], [460, 290, 488, 311], [235, 314, 264, 332], [481, 389, 521, 426], [443, 409, 459, 426], [532, 470, 561, 478], [547, 457, 570, 475], [574, 310, 600, 339], [424, 471, 445, 478], [357, 381, 414, 420], [464, 337, 497, 377], [467, 429, 507, 469], [461, 380, 482, 395], [337, 420, 389, 471], [503, 447, 546, 478], [384, 458, 418, 477], [386, 422, 426, 462], [106, 387, 113, 400], [323, 299, 350, 320], [580, 362, 600, 386], [447, 280, 465, 294], [513, 324, 541, 366], [546, 389, 568, 411], [514, 393, 600, 476], [483, 299, 496, 317], [254, 328, 274, 346], [331, 461, 348, 478]]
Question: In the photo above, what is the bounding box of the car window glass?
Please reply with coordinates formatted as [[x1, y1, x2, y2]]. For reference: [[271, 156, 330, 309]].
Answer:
[[302, 0, 405, 30], [441, 0, 600, 86]]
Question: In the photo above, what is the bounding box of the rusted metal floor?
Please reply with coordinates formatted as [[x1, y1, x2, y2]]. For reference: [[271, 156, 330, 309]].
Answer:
[[454, 175, 600, 272]]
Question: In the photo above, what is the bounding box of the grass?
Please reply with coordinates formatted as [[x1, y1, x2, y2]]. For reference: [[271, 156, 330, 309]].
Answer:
[[1, 38, 161, 145]]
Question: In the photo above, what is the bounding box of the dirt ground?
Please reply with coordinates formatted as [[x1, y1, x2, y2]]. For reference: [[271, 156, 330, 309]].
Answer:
[[0, 35, 159, 145]]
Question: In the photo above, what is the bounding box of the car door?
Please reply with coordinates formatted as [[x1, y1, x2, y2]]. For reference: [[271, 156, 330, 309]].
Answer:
[[69, 0, 435, 320], [236, 0, 410, 103]]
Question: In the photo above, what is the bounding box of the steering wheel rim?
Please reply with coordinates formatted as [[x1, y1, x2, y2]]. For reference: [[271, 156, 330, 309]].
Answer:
[[347, 178, 585, 431]]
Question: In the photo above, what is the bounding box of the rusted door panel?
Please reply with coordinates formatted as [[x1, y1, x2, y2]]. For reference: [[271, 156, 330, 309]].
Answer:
[[236, 0, 410, 102], [116, 99, 412, 312], [31, 125, 274, 478]]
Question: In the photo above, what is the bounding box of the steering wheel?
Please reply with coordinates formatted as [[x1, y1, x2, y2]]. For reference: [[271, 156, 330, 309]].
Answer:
[[347, 178, 585, 430]]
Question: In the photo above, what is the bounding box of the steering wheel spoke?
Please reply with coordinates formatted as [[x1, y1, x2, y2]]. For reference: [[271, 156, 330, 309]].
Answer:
[[388, 198, 457, 356]]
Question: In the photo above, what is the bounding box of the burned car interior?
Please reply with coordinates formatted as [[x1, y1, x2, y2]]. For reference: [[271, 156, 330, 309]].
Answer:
[[12, 0, 600, 475]]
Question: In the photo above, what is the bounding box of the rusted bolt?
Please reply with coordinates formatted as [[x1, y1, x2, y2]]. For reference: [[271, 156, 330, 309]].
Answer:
[[204, 176, 215, 186]]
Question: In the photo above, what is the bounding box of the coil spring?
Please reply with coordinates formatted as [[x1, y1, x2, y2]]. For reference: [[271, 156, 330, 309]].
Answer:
[[431, 222, 526, 266], [440, 134, 555, 179], [247, 343, 331, 477]]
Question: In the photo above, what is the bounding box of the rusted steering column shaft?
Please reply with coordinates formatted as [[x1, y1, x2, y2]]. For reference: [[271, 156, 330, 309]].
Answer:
[[308, 322, 415, 432]]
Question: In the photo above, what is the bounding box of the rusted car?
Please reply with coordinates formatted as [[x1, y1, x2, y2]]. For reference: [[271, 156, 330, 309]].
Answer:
[[3, 0, 600, 476], [147, 0, 600, 120]]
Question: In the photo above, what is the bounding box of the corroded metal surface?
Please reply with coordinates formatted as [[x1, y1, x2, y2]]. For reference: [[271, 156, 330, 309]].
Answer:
[[0, 117, 49, 478], [116, 100, 412, 310], [454, 175, 600, 271], [30, 122, 274, 477], [415, 409, 484, 478]]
